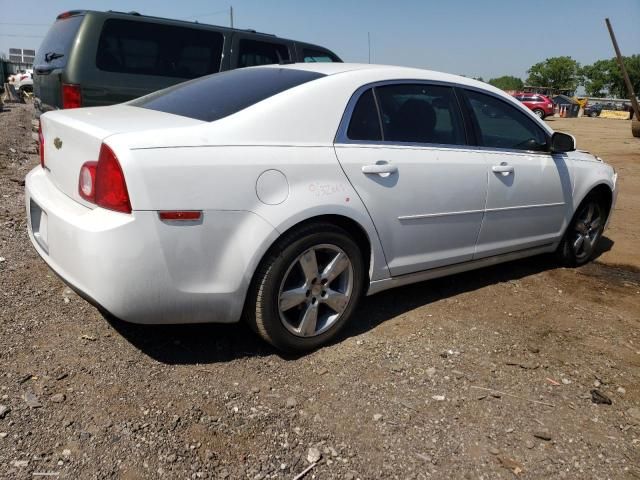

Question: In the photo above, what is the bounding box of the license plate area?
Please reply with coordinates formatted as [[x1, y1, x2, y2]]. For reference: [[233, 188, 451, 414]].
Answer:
[[29, 199, 49, 253]]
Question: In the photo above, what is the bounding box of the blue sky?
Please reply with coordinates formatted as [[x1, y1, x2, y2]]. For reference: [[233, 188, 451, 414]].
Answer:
[[0, 0, 638, 80]]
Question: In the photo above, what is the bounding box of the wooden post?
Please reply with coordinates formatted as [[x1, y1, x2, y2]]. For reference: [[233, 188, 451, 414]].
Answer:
[[605, 18, 640, 137]]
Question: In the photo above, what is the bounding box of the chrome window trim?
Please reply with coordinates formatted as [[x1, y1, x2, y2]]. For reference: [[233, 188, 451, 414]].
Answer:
[[334, 79, 553, 157]]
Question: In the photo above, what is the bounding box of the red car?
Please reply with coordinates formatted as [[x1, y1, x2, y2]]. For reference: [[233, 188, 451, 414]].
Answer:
[[512, 92, 555, 119]]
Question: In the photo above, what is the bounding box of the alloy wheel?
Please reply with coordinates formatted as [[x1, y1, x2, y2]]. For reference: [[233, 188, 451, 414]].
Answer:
[[278, 244, 354, 338], [571, 201, 603, 261]]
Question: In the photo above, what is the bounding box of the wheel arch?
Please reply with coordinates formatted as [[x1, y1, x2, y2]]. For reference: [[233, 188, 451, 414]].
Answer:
[[575, 182, 614, 217], [569, 181, 615, 234], [256, 213, 377, 284]]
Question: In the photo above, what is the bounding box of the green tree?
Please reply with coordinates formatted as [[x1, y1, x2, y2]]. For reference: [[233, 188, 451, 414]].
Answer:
[[580, 59, 615, 96], [581, 55, 640, 98], [526, 56, 581, 91], [488, 75, 524, 91], [609, 54, 640, 98]]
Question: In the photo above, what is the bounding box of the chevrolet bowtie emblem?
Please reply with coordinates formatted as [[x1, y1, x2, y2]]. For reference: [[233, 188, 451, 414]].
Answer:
[[54, 137, 63, 150]]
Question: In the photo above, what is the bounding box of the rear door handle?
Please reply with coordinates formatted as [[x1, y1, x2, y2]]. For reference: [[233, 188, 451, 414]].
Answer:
[[492, 164, 514, 175], [362, 163, 398, 175]]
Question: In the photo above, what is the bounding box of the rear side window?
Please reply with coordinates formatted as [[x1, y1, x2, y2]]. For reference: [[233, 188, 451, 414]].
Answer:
[[238, 40, 290, 67], [375, 84, 466, 145], [465, 90, 548, 151], [303, 48, 340, 63], [96, 19, 224, 78], [347, 89, 381, 141], [130, 67, 325, 122], [34, 16, 84, 70]]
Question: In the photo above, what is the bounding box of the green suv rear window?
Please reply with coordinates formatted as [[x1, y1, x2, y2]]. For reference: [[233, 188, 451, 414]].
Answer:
[[34, 15, 84, 71]]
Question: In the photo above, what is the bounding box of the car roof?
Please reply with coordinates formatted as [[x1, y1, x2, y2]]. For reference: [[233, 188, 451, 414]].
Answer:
[[264, 62, 495, 90]]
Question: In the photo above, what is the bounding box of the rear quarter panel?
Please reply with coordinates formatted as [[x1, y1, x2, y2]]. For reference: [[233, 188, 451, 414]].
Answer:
[[111, 143, 389, 282]]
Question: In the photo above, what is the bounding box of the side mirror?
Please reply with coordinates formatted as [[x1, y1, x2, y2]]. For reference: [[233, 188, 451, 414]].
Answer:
[[550, 132, 576, 153]]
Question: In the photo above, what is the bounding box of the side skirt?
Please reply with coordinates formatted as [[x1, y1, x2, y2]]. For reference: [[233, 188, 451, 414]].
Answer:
[[366, 243, 556, 296]]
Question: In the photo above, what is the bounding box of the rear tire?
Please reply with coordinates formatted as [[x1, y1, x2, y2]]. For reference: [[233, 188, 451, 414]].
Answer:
[[245, 223, 365, 353], [557, 193, 607, 267], [533, 108, 545, 119]]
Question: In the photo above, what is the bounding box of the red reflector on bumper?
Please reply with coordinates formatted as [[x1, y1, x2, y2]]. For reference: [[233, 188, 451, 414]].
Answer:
[[159, 211, 202, 221]]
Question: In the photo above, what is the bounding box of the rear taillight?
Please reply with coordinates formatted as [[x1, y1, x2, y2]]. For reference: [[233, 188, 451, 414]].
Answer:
[[78, 144, 131, 214], [20, 75, 28, 81], [61, 83, 81, 109], [38, 122, 45, 168]]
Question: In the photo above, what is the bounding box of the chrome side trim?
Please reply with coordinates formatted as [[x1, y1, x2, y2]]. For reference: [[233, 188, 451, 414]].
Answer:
[[485, 202, 565, 213], [397, 202, 564, 221], [366, 243, 555, 296], [398, 209, 484, 221]]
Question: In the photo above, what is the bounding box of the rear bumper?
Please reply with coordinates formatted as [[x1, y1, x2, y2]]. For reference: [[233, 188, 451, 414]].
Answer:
[[25, 167, 278, 324]]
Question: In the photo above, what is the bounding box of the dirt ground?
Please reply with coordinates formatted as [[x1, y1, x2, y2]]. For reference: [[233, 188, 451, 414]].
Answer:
[[0, 103, 639, 480]]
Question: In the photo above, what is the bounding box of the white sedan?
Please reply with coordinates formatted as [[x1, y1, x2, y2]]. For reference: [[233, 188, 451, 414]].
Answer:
[[26, 63, 617, 352]]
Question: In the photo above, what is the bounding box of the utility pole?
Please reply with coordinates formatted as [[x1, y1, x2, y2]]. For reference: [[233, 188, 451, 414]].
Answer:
[[367, 32, 371, 64], [230, 6, 234, 29], [605, 18, 639, 135]]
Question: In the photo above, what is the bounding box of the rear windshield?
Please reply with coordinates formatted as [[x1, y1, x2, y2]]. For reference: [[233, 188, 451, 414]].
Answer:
[[130, 67, 326, 122], [96, 19, 224, 79], [34, 15, 84, 70]]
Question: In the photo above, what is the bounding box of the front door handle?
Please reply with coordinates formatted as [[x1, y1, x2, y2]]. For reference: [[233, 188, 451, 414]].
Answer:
[[492, 164, 514, 176], [362, 163, 398, 175]]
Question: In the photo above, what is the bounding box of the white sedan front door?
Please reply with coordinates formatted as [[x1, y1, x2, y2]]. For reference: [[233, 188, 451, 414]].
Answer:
[[462, 89, 572, 258]]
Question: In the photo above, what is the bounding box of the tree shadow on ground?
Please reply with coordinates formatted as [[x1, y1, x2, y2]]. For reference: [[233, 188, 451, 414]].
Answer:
[[107, 237, 614, 365]]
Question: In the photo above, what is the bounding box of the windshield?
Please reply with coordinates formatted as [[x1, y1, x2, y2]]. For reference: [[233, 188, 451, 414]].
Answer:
[[129, 67, 326, 122], [34, 15, 84, 70]]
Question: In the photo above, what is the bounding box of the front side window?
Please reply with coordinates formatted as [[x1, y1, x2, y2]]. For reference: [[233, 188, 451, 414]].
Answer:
[[465, 90, 548, 151], [238, 39, 290, 67], [375, 84, 466, 145], [96, 19, 224, 78]]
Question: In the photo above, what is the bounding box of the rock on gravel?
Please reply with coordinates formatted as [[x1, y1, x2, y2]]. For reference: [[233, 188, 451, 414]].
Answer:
[[22, 391, 42, 408], [0, 405, 10, 419], [307, 447, 322, 464], [50, 393, 66, 403], [533, 429, 552, 441]]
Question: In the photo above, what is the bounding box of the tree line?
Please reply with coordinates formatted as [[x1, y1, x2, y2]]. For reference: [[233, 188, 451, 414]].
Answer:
[[485, 55, 640, 98]]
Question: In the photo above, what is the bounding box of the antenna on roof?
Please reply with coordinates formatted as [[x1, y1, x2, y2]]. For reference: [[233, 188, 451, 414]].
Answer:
[[230, 6, 234, 28], [367, 32, 371, 64]]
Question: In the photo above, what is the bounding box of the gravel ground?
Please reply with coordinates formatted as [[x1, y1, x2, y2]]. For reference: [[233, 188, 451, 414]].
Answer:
[[1, 103, 639, 479]]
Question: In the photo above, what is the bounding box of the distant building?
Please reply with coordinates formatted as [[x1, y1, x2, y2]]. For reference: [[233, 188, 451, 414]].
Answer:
[[8, 48, 36, 68]]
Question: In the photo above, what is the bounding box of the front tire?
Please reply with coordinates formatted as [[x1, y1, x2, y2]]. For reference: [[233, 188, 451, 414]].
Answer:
[[245, 223, 365, 353], [557, 193, 607, 266]]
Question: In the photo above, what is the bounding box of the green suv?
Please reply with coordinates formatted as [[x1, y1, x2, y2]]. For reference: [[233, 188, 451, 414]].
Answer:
[[33, 10, 341, 115]]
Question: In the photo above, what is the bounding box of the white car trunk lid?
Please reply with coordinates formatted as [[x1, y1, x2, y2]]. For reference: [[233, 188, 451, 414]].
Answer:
[[40, 105, 203, 206]]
